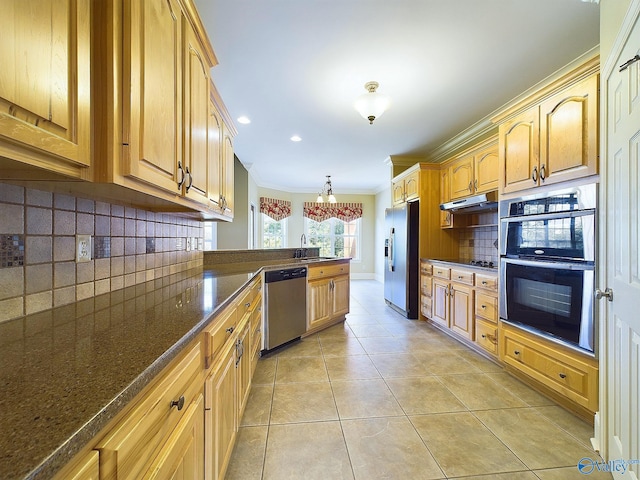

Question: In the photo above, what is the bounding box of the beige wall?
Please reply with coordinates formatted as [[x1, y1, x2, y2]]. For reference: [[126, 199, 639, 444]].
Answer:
[[601, 0, 633, 63]]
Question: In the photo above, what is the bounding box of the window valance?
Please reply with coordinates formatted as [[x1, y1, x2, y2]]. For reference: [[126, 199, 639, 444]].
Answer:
[[260, 197, 292, 221], [303, 202, 363, 223]]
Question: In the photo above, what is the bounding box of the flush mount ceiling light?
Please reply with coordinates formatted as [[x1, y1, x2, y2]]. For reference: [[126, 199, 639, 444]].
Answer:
[[354, 81, 391, 125], [316, 175, 337, 203], [237, 116, 251, 124], [290, 135, 302, 142]]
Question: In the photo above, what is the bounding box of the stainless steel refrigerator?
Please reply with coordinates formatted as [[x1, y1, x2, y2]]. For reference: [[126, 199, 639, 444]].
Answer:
[[384, 201, 419, 318]]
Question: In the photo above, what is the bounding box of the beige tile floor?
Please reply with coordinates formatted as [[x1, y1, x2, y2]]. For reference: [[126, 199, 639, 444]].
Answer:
[[225, 280, 612, 480]]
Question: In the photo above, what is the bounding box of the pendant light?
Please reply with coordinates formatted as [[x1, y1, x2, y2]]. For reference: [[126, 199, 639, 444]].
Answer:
[[316, 175, 337, 203]]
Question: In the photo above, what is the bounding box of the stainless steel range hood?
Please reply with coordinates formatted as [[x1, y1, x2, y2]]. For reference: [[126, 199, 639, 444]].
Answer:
[[439, 191, 498, 213]]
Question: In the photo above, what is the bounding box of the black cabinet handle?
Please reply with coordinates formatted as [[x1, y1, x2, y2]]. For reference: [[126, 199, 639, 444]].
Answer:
[[177, 161, 186, 189], [558, 373, 567, 379], [226, 326, 234, 334], [514, 350, 520, 355], [185, 166, 193, 193], [170, 395, 185, 411]]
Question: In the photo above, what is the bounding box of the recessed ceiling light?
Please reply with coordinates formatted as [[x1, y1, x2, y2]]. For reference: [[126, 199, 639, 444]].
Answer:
[[237, 116, 251, 124], [290, 135, 302, 142]]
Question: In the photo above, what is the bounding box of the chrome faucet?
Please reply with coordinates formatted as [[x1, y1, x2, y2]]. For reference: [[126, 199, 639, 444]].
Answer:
[[300, 233, 306, 247]]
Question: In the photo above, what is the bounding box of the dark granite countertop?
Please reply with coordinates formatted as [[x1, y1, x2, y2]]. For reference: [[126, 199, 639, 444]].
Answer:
[[0, 266, 259, 480], [0, 256, 348, 480]]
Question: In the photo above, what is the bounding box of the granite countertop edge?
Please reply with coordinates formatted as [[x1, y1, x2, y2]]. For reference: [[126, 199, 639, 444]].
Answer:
[[24, 257, 348, 480], [421, 258, 499, 273]]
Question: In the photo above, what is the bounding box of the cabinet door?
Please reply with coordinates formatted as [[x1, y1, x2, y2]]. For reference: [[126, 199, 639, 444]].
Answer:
[[450, 156, 474, 199], [207, 102, 223, 210], [450, 283, 474, 340], [144, 394, 204, 480], [53, 451, 99, 480], [473, 143, 499, 193], [499, 108, 540, 194], [332, 275, 350, 318], [439, 168, 452, 228], [431, 279, 449, 328], [183, 23, 211, 206], [124, 0, 183, 194], [0, 0, 91, 172], [403, 171, 420, 202], [308, 278, 332, 330], [207, 344, 237, 480], [221, 124, 235, 218], [236, 322, 251, 418], [392, 180, 406, 205], [539, 74, 598, 186]]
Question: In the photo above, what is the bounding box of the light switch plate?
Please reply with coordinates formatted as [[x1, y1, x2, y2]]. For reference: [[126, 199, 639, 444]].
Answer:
[[76, 235, 92, 262]]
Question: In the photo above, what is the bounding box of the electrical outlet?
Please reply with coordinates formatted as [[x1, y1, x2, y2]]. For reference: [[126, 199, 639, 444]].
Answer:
[[76, 235, 92, 262]]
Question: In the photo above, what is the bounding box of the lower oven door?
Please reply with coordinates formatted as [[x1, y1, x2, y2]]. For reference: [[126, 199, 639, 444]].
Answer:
[[500, 257, 595, 353]]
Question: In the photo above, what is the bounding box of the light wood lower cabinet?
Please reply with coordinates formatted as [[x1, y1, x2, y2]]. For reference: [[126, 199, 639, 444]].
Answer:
[[500, 323, 598, 415], [52, 451, 99, 480], [205, 342, 237, 480], [421, 262, 499, 358], [95, 342, 203, 480], [307, 262, 350, 334]]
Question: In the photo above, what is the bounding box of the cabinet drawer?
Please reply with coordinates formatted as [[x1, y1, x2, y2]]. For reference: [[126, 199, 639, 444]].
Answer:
[[475, 319, 498, 355], [420, 263, 433, 275], [451, 269, 474, 285], [475, 273, 498, 291], [421, 275, 433, 295], [307, 263, 349, 280], [501, 327, 598, 411], [204, 304, 237, 369], [432, 266, 450, 280], [96, 342, 202, 480], [420, 295, 432, 319], [475, 292, 497, 323]]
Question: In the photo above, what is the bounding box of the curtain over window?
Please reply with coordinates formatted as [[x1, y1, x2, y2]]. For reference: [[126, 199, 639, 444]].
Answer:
[[303, 202, 363, 222], [260, 197, 292, 221]]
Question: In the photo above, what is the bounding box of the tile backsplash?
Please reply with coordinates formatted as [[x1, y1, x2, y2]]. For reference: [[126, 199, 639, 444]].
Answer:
[[458, 226, 499, 265], [0, 184, 204, 322]]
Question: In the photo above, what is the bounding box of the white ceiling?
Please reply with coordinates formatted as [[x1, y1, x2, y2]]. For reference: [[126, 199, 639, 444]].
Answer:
[[194, 0, 599, 195]]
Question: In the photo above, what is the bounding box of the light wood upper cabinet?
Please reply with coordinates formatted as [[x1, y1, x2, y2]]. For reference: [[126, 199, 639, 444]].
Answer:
[[392, 168, 420, 205], [474, 142, 499, 193], [539, 74, 599, 187], [498, 108, 539, 193], [449, 139, 499, 200], [450, 155, 474, 199], [220, 123, 235, 218], [498, 72, 598, 194], [123, 0, 184, 194], [439, 168, 452, 228], [183, 22, 212, 206], [0, 0, 91, 177]]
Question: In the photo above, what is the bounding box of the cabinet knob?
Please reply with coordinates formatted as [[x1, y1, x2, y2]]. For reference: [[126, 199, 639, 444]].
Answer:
[[514, 350, 520, 356], [245, 302, 251, 308], [226, 326, 234, 334], [558, 373, 567, 379], [481, 281, 487, 285], [457, 275, 463, 279], [170, 395, 185, 411], [481, 334, 486, 339], [481, 304, 486, 309]]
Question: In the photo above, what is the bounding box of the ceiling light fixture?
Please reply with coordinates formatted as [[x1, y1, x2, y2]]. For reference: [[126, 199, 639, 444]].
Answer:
[[354, 81, 391, 125], [237, 116, 251, 124], [316, 175, 337, 203], [290, 135, 302, 142]]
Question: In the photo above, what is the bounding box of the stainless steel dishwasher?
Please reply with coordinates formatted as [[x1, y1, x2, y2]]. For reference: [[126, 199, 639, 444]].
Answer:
[[262, 266, 308, 354]]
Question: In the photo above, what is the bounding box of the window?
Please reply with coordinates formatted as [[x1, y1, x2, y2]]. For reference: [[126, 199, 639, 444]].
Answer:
[[262, 214, 287, 248], [305, 217, 359, 259], [203, 221, 216, 250]]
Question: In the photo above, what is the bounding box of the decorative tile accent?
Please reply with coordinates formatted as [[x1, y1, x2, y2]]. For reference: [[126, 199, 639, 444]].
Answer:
[[1, 235, 25, 268], [146, 237, 155, 254], [94, 237, 111, 259]]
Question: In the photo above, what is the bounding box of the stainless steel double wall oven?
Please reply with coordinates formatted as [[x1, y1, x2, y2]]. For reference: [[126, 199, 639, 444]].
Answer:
[[499, 183, 597, 354]]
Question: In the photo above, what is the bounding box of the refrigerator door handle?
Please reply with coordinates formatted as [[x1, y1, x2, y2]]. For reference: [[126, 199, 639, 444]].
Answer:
[[388, 228, 395, 272]]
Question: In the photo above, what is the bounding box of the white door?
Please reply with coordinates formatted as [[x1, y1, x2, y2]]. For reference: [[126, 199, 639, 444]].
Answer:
[[602, 3, 640, 478]]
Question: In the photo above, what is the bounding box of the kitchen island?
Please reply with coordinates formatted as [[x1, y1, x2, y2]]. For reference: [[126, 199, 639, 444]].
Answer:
[[0, 256, 348, 480]]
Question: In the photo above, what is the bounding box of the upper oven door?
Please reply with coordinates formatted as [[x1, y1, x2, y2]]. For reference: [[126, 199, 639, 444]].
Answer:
[[499, 257, 595, 353], [500, 210, 595, 262]]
